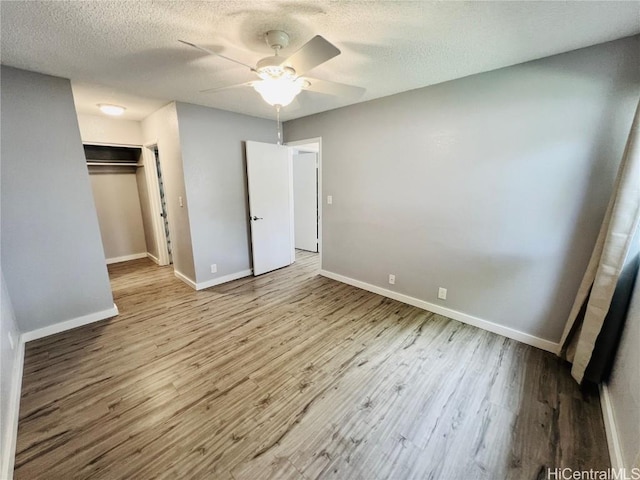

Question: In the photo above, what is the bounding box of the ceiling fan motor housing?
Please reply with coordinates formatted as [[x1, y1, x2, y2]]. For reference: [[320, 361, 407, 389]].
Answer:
[[256, 56, 295, 79], [257, 31, 295, 80], [265, 30, 290, 50]]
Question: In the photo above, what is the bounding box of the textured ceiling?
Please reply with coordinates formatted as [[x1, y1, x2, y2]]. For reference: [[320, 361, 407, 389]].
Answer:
[[1, 1, 639, 121]]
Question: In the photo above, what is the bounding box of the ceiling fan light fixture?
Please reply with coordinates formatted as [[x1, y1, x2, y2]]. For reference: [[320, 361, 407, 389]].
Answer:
[[253, 78, 303, 107], [98, 104, 126, 116]]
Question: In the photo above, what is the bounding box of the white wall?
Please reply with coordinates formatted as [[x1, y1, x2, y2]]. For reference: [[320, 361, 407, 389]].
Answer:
[[0, 271, 22, 478], [285, 36, 640, 344], [0, 66, 115, 332], [77, 113, 143, 145], [136, 166, 159, 259], [174, 102, 276, 284], [141, 103, 196, 281], [293, 152, 318, 252]]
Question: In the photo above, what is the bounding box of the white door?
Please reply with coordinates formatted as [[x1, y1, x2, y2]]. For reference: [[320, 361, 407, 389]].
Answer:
[[293, 153, 318, 252], [246, 141, 295, 275]]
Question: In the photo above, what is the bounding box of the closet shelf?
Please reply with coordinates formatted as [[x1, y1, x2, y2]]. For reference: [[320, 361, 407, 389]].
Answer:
[[84, 144, 142, 165]]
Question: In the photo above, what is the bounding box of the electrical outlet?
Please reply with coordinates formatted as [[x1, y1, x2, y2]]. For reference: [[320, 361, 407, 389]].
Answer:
[[210, 264, 217, 274], [388, 274, 396, 285], [327, 195, 333, 205], [179, 196, 184, 207], [438, 287, 447, 300]]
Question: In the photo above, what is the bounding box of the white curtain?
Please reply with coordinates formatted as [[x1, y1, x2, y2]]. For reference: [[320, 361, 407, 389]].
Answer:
[[560, 99, 640, 384]]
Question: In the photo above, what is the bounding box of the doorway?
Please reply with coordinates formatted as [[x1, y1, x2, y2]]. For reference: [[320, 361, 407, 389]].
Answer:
[[244, 138, 322, 276], [287, 138, 322, 266]]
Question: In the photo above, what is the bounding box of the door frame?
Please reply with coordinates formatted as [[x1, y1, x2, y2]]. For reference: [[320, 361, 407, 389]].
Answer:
[[142, 142, 171, 266], [286, 137, 322, 266]]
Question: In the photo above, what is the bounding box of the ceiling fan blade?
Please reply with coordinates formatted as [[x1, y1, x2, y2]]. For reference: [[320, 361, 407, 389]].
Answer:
[[280, 36, 340, 77], [302, 77, 365, 98], [199, 81, 256, 94], [179, 39, 255, 71]]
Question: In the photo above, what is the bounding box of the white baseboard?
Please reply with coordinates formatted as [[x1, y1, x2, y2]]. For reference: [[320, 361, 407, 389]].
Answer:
[[146, 252, 160, 265], [106, 253, 148, 265], [21, 304, 119, 343], [174, 269, 254, 291], [320, 270, 560, 354], [195, 270, 253, 291], [174, 270, 197, 289], [1, 337, 24, 480], [599, 383, 624, 470]]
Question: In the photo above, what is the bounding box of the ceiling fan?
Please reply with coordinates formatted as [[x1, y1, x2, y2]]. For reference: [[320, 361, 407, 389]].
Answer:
[[179, 30, 364, 108]]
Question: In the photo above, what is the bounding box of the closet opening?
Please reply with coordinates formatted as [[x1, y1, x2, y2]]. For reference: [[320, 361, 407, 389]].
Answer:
[[84, 143, 172, 268]]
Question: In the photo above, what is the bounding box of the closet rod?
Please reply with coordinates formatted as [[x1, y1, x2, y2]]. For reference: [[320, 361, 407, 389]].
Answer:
[[86, 162, 141, 167]]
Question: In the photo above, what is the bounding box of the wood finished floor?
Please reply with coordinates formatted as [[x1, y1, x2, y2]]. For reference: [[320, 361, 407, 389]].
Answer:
[[15, 251, 609, 479]]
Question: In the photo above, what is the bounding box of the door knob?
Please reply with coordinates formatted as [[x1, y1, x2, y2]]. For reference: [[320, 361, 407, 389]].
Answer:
[[251, 216, 263, 221]]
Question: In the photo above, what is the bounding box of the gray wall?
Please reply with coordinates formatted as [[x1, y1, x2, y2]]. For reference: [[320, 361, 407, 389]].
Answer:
[[89, 171, 148, 261], [285, 36, 640, 343], [175, 102, 276, 284], [0, 271, 20, 477], [1, 66, 114, 332], [607, 231, 640, 470], [141, 103, 196, 280]]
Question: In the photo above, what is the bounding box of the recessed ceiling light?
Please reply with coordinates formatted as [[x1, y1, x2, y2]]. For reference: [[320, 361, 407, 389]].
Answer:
[[98, 104, 126, 116]]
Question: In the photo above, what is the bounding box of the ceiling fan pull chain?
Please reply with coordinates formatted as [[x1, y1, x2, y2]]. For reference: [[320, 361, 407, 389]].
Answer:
[[276, 104, 282, 145]]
